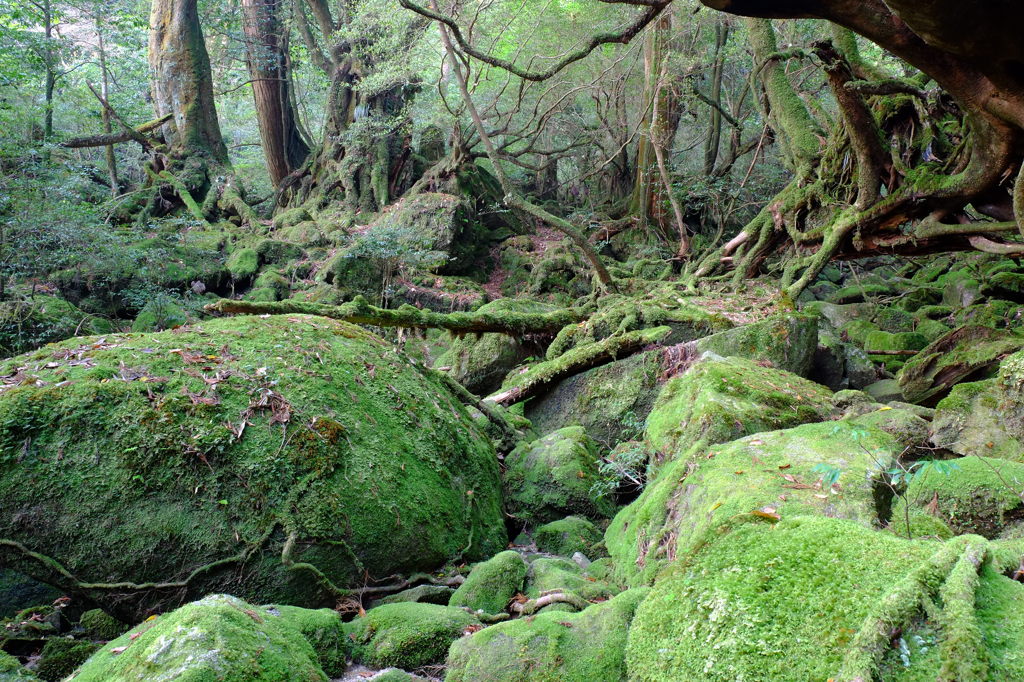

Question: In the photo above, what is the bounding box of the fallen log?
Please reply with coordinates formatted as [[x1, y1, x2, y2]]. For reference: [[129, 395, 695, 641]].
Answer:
[[204, 296, 582, 336], [60, 113, 172, 149], [485, 325, 672, 407]]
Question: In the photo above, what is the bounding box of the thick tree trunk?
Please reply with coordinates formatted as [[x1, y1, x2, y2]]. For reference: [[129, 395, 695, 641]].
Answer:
[[628, 13, 683, 240], [241, 0, 310, 185], [149, 0, 227, 161]]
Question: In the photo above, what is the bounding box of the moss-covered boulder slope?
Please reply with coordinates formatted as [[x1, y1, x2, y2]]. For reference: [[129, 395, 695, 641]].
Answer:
[[0, 315, 505, 621]]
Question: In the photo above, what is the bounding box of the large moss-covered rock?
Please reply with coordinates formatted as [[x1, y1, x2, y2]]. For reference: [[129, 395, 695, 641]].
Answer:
[[504, 426, 616, 525], [449, 550, 528, 616], [0, 316, 505, 621], [533, 516, 604, 557], [345, 602, 478, 670], [35, 638, 101, 682], [0, 651, 36, 680], [445, 587, 650, 682], [434, 299, 552, 395], [72, 594, 329, 681], [365, 192, 487, 276], [523, 350, 663, 446], [625, 517, 938, 681], [930, 351, 1024, 460], [895, 457, 1024, 538], [897, 325, 1024, 405], [525, 557, 615, 603], [644, 355, 834, 471], [607, 420, 899, 585], [692, 313, 818, 376]]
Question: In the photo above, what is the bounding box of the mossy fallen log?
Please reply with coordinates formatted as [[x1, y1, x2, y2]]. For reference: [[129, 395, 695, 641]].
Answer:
[[486, 326, 672, 407], [205, 296, 581, 336]]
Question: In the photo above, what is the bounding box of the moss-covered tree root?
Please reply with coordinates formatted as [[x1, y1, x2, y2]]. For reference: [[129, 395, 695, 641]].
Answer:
[[205, 296, 582, 336], [486, 325, 672, 407]]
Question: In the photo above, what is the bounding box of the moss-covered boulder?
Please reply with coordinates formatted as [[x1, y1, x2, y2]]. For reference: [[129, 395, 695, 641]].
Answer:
[[72, 594, 329, 681], [525, 557, 615, 604], [930, 351, 1024, 460], [345, 602, 478, 670], [607, 420, 900, 585], [0, 316, 505, 621], [449, 551, 528, 616], [434, 299, 552, 395], [226, 247, 259, 281], [445, 587, 650, 682], [78, 608, 129, 641], [504, 427, 616, 525], [692, 313, 818, 376], [34, 637, 101, 682], [0, 651, 36, 680], [897, 325, 1024, 405], [0, 295, 112, 358], [534, 516, 604, 557], [273, 604, 347, 677], [523, 349, 663, 446], [624, 516, 965, 681], [644, 355, 834, 472], [894, 457, 1024, 538], [850, 406, 930, 451]]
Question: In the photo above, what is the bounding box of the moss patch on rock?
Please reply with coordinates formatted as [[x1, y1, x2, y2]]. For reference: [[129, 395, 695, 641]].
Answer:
[[445, 587, 650, 682], [608, 420, 900, 585], [345, 602, 478, 670], [0, 315, 505, 621], [449, 550, 528, 616], [503, 427, 616, 525], [895, 457, 1024, 538], [624, 516, 936, 681], [35, 637, 101, 682], [644, 355, 834, 474], [78, 608, 129, 641], [72, 594, 328, 681], [533, 516, 604, 557]]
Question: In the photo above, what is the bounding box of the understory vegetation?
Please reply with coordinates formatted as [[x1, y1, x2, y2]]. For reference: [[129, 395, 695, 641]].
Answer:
[[3, 0, 1024, 680]]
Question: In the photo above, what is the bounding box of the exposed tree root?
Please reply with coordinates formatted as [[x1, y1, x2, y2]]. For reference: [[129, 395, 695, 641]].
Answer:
[[510, 590, 589, 616], [836, 536, 980, 681], [204, 297, 582, 336], [485, 326, 672, 407]]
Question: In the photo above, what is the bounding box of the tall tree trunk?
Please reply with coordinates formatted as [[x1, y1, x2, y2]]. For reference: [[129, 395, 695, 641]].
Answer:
[[628, 13, 683, 238], [745, 17, 821, 179], [703, 19, 729, 175], [42, 0, 55, 141], [627, 12, 687, 254], [96, 23, 119, 197], [149, 0, 227, 161], [241, 0, 310, 185]]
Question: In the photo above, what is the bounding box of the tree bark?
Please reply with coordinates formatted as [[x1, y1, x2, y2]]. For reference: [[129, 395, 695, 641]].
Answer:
[[241, 0, 310, 185], [149, 0, 227, 160]]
